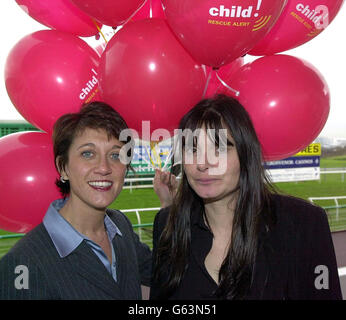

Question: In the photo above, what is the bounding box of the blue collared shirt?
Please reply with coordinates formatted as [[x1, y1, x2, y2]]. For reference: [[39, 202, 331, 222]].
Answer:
[[43, 199, 122, 282]]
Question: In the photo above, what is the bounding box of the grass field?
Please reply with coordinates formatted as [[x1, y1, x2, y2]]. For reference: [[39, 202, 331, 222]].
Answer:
[[320, 155, 346, 168], [1, 155, 346, 257]]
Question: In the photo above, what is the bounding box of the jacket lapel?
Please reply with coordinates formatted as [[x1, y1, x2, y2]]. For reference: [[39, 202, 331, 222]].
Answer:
[[68, 241, 123, 299]]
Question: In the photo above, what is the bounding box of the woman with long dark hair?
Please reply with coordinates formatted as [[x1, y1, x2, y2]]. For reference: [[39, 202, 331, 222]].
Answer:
[[151, 94, 341, 300]]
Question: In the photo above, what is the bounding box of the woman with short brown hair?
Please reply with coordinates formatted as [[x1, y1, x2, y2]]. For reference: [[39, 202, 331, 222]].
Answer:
[[0, 101, 151, 300]]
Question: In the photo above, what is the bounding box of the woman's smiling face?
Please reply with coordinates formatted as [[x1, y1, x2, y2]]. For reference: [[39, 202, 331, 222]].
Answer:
[[60, 128, 127, 211]]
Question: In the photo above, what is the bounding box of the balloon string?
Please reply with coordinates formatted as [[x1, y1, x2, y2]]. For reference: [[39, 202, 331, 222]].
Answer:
[[144, 145, 157, 169], [92, 19, 108, 44], [202, 67, 213, 98], [150, 141, 162, 169], [161, 148, 173, 172], [215, 71, 240, 97]]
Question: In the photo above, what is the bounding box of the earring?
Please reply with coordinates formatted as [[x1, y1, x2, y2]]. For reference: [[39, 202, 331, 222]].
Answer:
[[60, 176, 68, 183]]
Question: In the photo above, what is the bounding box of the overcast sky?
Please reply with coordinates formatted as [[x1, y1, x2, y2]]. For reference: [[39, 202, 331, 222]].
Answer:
[[1, 0, 345, 139]]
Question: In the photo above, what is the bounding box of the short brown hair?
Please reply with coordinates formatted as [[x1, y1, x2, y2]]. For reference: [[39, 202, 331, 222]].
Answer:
[[53, 101, 132, 197]]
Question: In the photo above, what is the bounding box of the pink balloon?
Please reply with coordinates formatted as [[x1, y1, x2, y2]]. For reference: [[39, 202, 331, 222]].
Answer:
[[204, 57, 245, 98], [70, 0, 146, 27], [98, 19, 206, 139], [162, 0, 288, 68], [228, 55, 330, 161], [131, 0, 165, 21], [0, 132, 60, 233], [15, 0, 101, 37], [250, 0, 345, 55], [5, 30, 100, 134]]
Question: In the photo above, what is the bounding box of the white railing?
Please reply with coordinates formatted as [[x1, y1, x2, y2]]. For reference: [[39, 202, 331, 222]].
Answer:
[[320, 169, 346, 182], [123, 177, 154, 191], [320, 168, 346, 171], [308, 196, 346, 220], [124, 169, 346, 190], [121, 207, 160, 241]]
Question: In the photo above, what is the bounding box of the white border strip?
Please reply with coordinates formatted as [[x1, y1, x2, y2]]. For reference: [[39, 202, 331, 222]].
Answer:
[[338, 267, 346, 277]]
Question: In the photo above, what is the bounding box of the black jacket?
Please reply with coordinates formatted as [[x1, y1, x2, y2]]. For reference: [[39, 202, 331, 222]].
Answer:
[[150, 194, 342, 300], [0, 209, 151, 300]]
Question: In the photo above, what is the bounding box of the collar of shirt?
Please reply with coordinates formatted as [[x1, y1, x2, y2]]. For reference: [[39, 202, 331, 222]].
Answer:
[[43, 198, 122, 258]]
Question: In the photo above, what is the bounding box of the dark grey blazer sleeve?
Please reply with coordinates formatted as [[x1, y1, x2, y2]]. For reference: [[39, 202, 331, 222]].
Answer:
[[109, 209, 152, 287], [1, 211, 152, 300], [279, 195, 342, 300], [297, 205, 342, 299], [0, 237, 53, 299]]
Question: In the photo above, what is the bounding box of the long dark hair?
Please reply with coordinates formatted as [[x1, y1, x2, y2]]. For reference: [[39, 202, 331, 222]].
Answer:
[[154, 94, 277, 299]]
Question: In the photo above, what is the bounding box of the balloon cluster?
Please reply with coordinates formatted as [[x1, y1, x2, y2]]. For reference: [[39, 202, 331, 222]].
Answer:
[[1, 0, 344, 232]]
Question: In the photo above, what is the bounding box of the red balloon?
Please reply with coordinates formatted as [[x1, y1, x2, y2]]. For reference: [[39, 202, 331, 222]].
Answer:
[[250, 0, 345, 55], [70, 0, 146, 27], [131, 0, 165, 21], [0, 132, 60, 233], [98, 19, 206, 140], [228, 55, 330, 161], [5, 30, 100, 134], [15, 0, 101, 37], [204, 57, 245, 98], [162, 0, 287, 68]]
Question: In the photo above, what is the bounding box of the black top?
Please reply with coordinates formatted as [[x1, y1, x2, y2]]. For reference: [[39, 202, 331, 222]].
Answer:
[[0, 209, 152, 300], [150, 194, 342, 300]]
